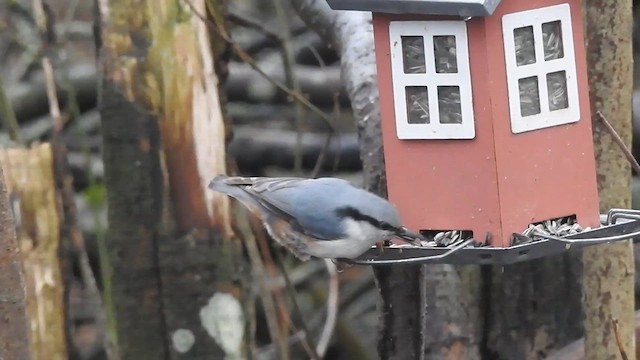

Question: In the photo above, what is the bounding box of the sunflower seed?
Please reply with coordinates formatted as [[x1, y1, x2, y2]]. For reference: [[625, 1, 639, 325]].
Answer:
[[521, 217, 586, 243]]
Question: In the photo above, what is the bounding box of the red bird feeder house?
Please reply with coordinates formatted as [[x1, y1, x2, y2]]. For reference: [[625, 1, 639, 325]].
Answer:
[[327, 1, 640, 265]]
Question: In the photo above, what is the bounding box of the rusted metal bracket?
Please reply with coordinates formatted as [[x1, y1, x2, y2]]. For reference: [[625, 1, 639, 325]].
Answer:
[[344, 208, 640, 266]]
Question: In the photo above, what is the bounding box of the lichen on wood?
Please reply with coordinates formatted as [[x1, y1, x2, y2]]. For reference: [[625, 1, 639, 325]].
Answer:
[[0, 144, 67, 360]]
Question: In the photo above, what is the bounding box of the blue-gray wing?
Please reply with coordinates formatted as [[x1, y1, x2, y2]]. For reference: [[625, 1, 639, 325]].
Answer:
[[209, 176, 349, 240]]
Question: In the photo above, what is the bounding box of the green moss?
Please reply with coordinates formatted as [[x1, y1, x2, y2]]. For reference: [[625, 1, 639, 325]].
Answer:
[[83, 183, 107, 211]]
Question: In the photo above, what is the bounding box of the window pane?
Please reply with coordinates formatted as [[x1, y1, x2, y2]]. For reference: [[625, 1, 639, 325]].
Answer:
[[405, 86, 430, 124], [433, 35, 458, 73], [547, 71, 568, 111], [401, 36, 426, 73], [513, 26, 536, 66], [542, 21, 564, 61], [518, 76, 541, 117], [437, 86, 462, 124]]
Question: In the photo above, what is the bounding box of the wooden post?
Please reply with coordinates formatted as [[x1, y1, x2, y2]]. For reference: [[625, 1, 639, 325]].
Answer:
[[0, 144, 69, 360], [0, 165, 31, 360], [583, 0, 637, 359]]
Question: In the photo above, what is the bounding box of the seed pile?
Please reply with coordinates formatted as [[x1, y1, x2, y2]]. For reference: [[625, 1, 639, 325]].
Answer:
[[515, 217, 588, 245], [391, 217, 588, 249], [420, 230, 471, 247]]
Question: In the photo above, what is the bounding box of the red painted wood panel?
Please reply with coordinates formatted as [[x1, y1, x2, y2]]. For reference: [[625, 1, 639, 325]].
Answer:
[[374, 13, 503, 244]]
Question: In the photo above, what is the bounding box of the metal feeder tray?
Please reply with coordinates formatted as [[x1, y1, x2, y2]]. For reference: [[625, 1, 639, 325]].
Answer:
[[344, 209, 640, 266]]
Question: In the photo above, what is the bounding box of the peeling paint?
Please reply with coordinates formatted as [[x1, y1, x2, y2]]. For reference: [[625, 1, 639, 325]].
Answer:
[[199, 292, 245, 359], [171, 328, 195, 353]]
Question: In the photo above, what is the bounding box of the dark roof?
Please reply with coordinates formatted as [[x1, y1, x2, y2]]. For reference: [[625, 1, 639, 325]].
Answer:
[[325, 0, 502, 17]]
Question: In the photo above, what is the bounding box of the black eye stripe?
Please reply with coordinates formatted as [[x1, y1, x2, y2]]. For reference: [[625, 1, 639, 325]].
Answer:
[[335, 206, 400, 233]]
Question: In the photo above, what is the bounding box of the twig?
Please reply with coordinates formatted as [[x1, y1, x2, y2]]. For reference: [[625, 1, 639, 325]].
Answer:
[[272, 0, 305, 175], [0, 75, 22, 143], [188, 0, 335, 134], [53, 139, 114, 359], [272, 250, 321, 360], [239, 209, 290, 360], [227, 10, 282, 41], [309, 51, 339, 178], [251, 214, 320, 360], [302, 40, 327, 69], [331, 94, 342, 173], [250, 216, 291, 359], [32, 2, 110, 359], [41, 59, 64, 134], [61, 0, 81, 24], [32, 0, 64, 135], [595, 111, 640, 175], [7, 63, 96, 122], [316, 259, 338, 357], [611, 318, 629, 360], [310, 130, 333, 179]]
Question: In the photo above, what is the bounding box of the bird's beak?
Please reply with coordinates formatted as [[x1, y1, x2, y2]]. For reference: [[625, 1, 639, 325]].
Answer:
[[395, 227, 424, 246]]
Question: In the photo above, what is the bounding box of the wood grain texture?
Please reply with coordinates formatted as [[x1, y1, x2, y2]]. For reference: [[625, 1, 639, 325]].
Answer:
[[0, 144, 67, 360], [0, 164, 31, 360], [97, 0, 248, 358], [583, 0, 636, 359]]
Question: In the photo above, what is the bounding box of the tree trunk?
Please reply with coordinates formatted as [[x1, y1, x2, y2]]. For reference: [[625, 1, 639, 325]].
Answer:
[[96, 0, 249, 359], [583, 0, 636, 359], [483, 255, 584, 359], [0, 144, 70, 360], [0, 165, 31, 360]]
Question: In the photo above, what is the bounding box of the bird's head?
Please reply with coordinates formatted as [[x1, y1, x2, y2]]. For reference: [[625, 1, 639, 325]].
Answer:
[[335, 205, 423, 245]]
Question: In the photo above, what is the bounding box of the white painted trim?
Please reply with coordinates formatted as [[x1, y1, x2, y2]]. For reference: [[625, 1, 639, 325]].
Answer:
[[502, 3, 580, 134], [389, 21, 475, 140]]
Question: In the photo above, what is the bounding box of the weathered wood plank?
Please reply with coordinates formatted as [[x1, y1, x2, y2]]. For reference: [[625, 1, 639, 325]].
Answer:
[[0, 144, 67, 360], [0, 164, 31, 360]]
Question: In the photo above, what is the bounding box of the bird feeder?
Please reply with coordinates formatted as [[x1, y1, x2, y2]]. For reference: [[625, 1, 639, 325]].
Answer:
[[326, 0, 640, 264]]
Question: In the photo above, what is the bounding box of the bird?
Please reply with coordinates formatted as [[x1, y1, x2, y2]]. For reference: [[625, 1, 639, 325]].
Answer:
[[209, 175, 423, 261]]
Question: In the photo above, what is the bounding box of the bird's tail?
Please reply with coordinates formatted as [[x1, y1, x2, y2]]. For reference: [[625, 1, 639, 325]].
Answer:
[[208, 175, 263, 214], [208, 175, 247, 198], [208, 174, 231, 190]]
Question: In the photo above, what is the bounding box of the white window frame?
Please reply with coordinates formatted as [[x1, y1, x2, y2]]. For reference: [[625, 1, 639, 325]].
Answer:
[[502, 3, 580, 134], [389, 21, 475, 140]]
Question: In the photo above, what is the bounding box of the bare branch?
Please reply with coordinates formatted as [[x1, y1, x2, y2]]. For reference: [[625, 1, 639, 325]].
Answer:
[[595, 110, 640, 175], [316, 259, 338, 357], [187, 0, 335, 134], [238, 208, 290, 360], [288, 0, 385, 193], [32, 0, 64, 134], [612, 318, 630, 360], [273, 0, 306, 174]]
